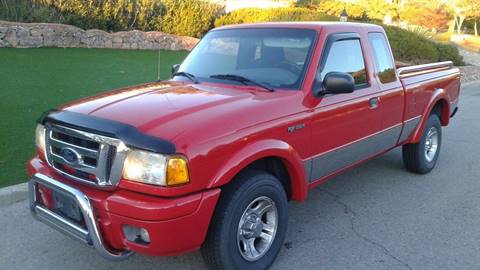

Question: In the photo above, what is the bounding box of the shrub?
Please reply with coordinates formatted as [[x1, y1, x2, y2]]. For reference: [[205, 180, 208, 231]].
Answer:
[[384, 26, 464, 65], [0, 0, 61, 23], [435, 43, 465, 65], [214, 7, 337, 27], [214, 8, 463, 66], [317, 0, 392, 21], [384, 25, 439, 64], [33, 0, 165, 32], [1, 0, 221, 37], [293, 0, 322, 9], [162, 0, 224, 38], [1, 1, 464, 66]]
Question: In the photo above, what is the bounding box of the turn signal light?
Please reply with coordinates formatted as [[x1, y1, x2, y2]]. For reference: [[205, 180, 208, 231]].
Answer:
[[166, 157, 190, 186]]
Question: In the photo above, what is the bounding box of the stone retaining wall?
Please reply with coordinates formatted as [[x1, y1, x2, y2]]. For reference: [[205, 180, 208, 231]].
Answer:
[[0, 21, 199, 50]]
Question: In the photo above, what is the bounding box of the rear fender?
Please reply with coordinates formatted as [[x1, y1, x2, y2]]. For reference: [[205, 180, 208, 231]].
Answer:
[[410, 88, 450, 143], [208, 139, 308, 201]]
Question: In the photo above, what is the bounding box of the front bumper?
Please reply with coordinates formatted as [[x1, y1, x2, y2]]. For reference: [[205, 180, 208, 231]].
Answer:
[[28, 159, 220, 260], [29, 173, 133, 260]]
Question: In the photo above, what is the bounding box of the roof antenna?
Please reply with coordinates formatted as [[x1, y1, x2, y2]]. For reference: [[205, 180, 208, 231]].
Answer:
[[157, 49, 161, 81]]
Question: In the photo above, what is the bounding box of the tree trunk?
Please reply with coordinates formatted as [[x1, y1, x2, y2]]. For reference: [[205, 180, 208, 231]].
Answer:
[[455, 16, 466, 35], [475, 21, 478, 36], [455, 17, 460, 34], [448, 19, 456, 33]]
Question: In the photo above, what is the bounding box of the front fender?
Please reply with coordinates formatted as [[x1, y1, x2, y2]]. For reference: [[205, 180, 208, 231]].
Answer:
[[410, 88, 450, 143], [207, 139, 309, 201]]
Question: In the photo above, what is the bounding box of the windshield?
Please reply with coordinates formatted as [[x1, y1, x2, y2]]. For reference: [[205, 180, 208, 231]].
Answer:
[[177, 28, 317, 90]]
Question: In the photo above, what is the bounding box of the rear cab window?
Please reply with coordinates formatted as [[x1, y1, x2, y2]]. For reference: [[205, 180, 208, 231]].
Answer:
[[367, 32, 397, 84]]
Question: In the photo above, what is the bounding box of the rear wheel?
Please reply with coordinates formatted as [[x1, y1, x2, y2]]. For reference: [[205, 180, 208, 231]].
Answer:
[[202, 170, 288, 270], [402, 113, 442, 174]]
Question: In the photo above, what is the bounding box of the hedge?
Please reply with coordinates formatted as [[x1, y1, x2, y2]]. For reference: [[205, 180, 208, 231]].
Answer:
[[0, 0, 222, 37], [215, 9, 464, 66], [384, 26, 464, 65], [162, 0, 224, 38], [214, 7, 338, 27], [1, 2, 464, 65]]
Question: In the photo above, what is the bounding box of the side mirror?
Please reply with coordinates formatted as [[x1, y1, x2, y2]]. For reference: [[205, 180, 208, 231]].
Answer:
[[313, 72, 355, 96], [171, 64, 180, 76]]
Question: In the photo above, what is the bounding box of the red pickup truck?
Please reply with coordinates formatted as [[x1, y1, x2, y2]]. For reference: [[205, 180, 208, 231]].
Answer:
[[28, 22, 460, 270]]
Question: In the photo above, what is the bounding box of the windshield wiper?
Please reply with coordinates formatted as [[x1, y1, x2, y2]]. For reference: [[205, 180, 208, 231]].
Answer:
[[210, 74, 275, 92], [172, 71, 199, 84]]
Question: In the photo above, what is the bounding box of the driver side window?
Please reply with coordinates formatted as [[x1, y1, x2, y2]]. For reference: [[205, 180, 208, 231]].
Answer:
[[320, 39, 368, 87]]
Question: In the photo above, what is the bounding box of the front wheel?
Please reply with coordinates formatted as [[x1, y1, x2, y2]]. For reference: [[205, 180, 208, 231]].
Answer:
[[202, 170, 288, 270], [402, 113, 442, 174]]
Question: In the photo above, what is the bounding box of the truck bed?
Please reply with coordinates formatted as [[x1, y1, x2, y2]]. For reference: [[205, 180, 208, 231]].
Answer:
[[397, 61, 461, 122]]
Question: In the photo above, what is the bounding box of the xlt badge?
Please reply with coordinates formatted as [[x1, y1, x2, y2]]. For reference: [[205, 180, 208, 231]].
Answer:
[[287, 123, 306, 133]]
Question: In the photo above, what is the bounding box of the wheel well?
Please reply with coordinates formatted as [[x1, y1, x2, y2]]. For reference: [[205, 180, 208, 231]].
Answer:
[[431, 99, 449, 126], [233, 157, 292, 200]]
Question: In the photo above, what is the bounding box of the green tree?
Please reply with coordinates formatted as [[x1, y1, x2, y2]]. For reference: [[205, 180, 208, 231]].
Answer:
[[316, 0, 392, 22], [359, 0, 392, 21], [292, 0, 321, 9], [447, 0, 479, 34], [463, 0, 480, 36]]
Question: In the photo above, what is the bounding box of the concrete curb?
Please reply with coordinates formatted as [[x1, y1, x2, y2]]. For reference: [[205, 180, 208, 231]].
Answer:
[[0, 182, 28, 207]]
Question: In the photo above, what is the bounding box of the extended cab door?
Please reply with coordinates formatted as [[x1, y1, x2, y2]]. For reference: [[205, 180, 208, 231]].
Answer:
[[307, 32, 394, 183], [366, 32, 407, 144]]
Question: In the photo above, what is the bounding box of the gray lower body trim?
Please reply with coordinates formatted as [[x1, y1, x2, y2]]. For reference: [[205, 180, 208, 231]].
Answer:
[[303, 159, 313, 182], [306, 125, 402, 183], [398, 116, 421, 142]]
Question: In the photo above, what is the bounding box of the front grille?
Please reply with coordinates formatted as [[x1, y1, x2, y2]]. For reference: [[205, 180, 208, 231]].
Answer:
[[44, 124, 126, 188]]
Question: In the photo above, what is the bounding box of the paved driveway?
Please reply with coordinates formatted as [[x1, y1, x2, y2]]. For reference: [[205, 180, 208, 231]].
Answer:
[[1, 82, 479, 270]]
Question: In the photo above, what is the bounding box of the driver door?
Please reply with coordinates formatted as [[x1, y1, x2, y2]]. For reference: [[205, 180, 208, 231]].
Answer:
[[307, 33, 390, 183]]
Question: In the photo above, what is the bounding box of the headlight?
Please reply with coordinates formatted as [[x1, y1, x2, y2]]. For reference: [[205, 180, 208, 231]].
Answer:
[[122, 150, 190, 186], [35, 124, 46, 154]]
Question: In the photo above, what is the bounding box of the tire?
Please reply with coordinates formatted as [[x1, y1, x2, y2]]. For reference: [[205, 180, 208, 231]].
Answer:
[[402, 113, 442, 174], [202, 170, 288, 270]]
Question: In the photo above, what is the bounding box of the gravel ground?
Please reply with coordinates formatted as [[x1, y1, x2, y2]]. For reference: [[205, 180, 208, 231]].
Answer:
[[450, 46, 480, 83], [459, 48, 480, 66], [459, 66, 480, 84], [458, 48, 480, 84]]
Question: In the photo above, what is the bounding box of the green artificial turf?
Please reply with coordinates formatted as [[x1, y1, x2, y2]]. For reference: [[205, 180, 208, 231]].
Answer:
[[0, 48, 189, 187]]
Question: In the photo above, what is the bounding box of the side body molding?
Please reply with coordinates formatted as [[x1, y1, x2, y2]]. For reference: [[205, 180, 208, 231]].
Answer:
[[208, 139, 309, 201]]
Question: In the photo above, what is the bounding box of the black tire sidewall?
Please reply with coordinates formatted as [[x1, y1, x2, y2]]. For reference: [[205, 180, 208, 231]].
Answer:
[[221, 174, 288, 270], [418, 114, 442, 171]]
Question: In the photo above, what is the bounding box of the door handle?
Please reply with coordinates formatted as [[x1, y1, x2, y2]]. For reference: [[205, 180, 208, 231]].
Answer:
[[369, 97, 380, 109]]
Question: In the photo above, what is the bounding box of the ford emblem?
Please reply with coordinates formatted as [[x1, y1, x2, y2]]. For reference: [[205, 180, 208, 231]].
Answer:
[[60, 147, 80, 165]]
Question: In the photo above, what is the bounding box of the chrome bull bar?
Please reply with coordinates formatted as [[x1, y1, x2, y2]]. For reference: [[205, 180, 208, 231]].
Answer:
[[28, 173, 133, 261]]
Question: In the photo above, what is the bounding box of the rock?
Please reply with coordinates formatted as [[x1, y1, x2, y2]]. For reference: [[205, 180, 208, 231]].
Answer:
[[113, 35, 122, 43], [105, 39, 113, 48], [0, 26, 8, 39], [0, 20, 199, 50], [4, 29, 17, 46], [16, 27, 29, 40], [112, 42, 122, 49], [30, 28, 42, 36]]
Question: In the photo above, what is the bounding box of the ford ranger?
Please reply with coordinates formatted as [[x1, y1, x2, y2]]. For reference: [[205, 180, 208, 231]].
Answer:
[[28, 22, 460, 270]]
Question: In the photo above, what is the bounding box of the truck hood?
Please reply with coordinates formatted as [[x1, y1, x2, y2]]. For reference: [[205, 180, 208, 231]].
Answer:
[[62, 81, 296, 148]]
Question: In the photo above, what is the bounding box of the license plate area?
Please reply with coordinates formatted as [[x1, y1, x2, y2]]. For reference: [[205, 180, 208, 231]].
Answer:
[[52, 190, 84, 225]]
